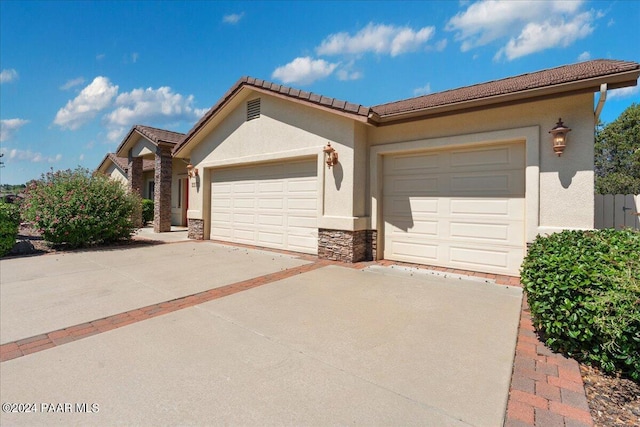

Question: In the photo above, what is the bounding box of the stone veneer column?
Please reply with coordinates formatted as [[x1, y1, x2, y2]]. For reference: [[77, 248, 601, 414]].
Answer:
[[188, 218, 204, 240], [154, 146, 172, 233], [127, 155, 143, 197], [318, 229, 375, 263]]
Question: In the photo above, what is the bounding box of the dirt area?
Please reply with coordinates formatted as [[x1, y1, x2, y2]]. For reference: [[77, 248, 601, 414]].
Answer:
[[5, 225, 639, 426], [581, 364, 640, 427]]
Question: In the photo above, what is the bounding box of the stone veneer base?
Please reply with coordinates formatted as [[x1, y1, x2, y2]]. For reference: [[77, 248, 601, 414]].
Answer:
[[318, 229, 376, 263], [188, 219, 204, 240]]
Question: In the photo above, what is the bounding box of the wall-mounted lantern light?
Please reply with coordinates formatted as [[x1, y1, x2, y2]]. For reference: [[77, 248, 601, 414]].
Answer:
[[186, 164, 199, 178], [548, 118, 571, 156], [323, 142, 339, 168]]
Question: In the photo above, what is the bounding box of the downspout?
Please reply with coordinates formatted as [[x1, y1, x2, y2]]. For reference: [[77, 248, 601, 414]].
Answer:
[[594, 83, 608, 125]]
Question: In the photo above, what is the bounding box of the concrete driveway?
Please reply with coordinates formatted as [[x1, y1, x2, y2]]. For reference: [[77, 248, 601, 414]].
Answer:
[[0, 241, 522, 426]]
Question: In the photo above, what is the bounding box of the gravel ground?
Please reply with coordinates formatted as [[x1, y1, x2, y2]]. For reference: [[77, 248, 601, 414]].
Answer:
[[5, 224, 640, 426]]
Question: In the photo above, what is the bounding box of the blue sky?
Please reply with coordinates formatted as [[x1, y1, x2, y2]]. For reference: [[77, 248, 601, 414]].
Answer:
[[1, 0, 638, 185]]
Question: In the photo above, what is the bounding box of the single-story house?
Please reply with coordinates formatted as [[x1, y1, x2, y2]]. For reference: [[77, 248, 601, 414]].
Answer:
[[168, 59, 638, 276], [110, 125, 189, 231]]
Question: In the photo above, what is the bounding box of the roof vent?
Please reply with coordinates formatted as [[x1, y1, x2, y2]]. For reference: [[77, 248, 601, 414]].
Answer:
[[247, 98, 261, 121]]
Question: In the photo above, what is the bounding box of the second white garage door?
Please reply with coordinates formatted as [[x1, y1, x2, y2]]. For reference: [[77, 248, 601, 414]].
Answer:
[[211, 160, 318, 254], [383, 143, 525, 275]]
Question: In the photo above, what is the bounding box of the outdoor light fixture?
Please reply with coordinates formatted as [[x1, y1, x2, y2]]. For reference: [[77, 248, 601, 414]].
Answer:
[[549, 118, 571, 156], [323, 142, 339, 168], [186, 163, 199, 178]]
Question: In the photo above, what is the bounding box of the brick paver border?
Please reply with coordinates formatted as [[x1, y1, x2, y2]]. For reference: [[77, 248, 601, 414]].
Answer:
[[0, 242, 594, 427], [504, 296, 594, 427]]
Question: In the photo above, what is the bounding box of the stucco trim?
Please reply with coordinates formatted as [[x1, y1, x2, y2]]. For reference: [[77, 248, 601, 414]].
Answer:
[[196, 146, 320, 170], [369, 126, 540, 260]]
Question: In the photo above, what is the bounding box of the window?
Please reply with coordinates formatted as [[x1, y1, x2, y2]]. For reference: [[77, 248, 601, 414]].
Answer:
[[247, 98, 260, 121]]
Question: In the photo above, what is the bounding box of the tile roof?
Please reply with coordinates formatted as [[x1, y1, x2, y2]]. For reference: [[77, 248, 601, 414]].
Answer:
[[133, 125, 185, 145], [173, 59, 639, 155], [108, 153, 129, 171], [98, 153, 154, 173], [372, 59, 639, 117]]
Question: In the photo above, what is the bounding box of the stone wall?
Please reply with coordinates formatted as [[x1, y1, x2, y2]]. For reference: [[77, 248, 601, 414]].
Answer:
[[188, 218, 204, 240], [318, 229, 376, 263], [153, 146, 172, 233]]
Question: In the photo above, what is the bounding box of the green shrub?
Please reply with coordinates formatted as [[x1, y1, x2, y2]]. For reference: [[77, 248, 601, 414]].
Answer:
[[521, 229, 640, 381], [0, 200, 20, 256], [21, 168, 142, 248], [142, 199, 154, 224]]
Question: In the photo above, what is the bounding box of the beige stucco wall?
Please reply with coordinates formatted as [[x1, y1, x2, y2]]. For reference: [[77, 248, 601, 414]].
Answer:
[[368, 92, 596, 237], [184, 89, 595, 241], [186, 91, 368, 234], [105, 164, 128, 186]]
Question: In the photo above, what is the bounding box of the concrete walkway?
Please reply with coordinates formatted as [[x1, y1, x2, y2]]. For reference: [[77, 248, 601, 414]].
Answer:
[[1, 241, 522, 426]]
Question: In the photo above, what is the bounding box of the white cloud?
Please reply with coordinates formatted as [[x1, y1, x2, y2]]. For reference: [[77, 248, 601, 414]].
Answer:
[[495, 11, 595, 61], [608, 86, 640, 100], [434, 39, 448, 52], [0, 118, 29, 142], [413, 83, 432, 97], [5, 148, 61, 163], [60, 77, 86, 90], [54, 76, 119, 130], [317, 23, 435, 57], [0, 68, 18, 83], [104, 86, 207, 141], [447, 0, 595, 60], [131, 52, 139, 63], [578, 51, 591, 62], [272, 57, 338, 85], [337, 69, 363, 81], [96, 53, 106, 61], [223, 12, 244, 24]]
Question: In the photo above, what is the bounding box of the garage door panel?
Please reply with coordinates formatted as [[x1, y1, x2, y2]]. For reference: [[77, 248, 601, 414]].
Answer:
[[450, 246, 510, 269], [288, 198, 317, 210], [390, 153, 442, 172], [288, 180, 316, 193], [258, 198, 284, 209], [211, 160, 317, 254], [450, 147, 511, 168], [288, 215, 317, 228], [258, 181, 285, 193], [383, 143, 525, 275], [233, 198, 255, 209], [391, 241, 439, 260]]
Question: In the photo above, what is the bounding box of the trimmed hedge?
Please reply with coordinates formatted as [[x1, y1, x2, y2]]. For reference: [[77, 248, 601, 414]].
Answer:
[[21, 168, 142, 248], [0, 200, 20, 256], [521, 229, 640, 381]]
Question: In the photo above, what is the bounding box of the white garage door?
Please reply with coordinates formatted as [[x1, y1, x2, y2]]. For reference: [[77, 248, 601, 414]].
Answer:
[[383, 143, 525, 275], [211, 160, 318, 254]]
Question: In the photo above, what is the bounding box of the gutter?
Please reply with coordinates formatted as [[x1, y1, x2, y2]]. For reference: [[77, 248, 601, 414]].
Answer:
[[594, 83, 608, 124]]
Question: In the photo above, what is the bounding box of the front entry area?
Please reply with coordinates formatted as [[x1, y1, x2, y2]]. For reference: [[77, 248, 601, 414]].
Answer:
[[210, 159, 318, 254], [382, 143, 525, 275]]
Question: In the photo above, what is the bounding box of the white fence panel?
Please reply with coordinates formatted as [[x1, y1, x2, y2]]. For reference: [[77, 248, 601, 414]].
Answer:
[[594, 194, 640, 230]]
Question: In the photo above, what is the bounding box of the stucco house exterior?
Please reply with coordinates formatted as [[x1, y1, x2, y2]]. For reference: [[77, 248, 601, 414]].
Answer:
[[167, 59, 639, 276], [109, 125, 190, 231]]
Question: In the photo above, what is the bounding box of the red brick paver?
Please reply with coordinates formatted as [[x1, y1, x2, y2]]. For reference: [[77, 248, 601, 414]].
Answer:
[[504, 297, 593, 426]]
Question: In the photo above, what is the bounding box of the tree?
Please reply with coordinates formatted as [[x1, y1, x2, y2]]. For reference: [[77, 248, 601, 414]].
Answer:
[[594, 103, 640, 194]]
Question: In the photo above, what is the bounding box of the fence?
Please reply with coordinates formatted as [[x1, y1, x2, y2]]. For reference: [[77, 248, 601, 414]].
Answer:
[[594, 194, 640, 230]]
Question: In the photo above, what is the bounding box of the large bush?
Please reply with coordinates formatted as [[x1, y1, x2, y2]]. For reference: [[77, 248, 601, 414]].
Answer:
[[142, 199, 154, 224], [0, 200, 20, 256], [21, 168, 142, 248], [521, 229, 640, 381]]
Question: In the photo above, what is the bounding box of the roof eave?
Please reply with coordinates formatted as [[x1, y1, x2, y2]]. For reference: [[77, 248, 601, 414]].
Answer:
[[173, 80, 373, 157], [374, 69, 640, 125]]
